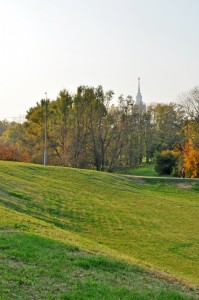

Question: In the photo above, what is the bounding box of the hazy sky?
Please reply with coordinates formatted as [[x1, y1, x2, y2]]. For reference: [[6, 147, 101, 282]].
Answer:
[[0, 0, 199, 120]]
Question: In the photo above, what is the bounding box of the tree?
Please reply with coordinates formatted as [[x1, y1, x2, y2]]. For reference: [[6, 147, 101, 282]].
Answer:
[[69, 87, 92, 168], [183, 143, 199, 178], [106, 104, 126, 172], [82, 86, 114, 171], [47, 89, 73, 166], [182, 122, 199, 178], [1, 122, 25, 147], [25, 100, 49, 164], [179, 86, 199, 121], [148, 103, 184, 152], [115, 95, 147, 167], [177, 86, 199, 177], [0, 120, 10, 137]]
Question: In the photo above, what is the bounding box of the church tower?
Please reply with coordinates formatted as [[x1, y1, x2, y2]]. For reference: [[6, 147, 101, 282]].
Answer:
[[136, 77, 143, 105]]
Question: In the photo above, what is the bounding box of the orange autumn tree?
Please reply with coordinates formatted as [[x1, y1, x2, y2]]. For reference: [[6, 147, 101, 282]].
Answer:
[[183, 122, 199, 178], [183, 142, 199, 178]]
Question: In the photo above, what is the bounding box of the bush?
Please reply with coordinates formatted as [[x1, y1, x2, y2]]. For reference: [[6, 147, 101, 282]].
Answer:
[[155, 151, 178, 175], [0, 142, 30, 162]]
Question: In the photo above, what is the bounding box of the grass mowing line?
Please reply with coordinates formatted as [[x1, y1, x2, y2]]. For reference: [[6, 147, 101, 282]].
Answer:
[[0, 204, 198, 299], [0, 203, 198, 294], [0, 164, 198, 282], [0, 192, 197, 286]]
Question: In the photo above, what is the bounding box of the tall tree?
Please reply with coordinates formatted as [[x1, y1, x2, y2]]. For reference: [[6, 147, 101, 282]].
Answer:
[[47, 89, 72, 166], [25, 100, 49, 163], [148, 103, 184, 152]]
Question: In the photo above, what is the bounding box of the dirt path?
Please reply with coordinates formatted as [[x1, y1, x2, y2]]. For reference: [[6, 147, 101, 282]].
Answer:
[[116, 174, 198, 188]]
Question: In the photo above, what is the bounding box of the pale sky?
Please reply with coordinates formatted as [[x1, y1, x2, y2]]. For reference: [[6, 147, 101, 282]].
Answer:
[[0, 0, 199, 121]]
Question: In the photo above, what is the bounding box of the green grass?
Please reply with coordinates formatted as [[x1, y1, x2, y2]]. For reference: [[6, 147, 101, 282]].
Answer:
[[0, 161, 199, 299], [116, 163, 157, 176], [0, 232, 196, 300]]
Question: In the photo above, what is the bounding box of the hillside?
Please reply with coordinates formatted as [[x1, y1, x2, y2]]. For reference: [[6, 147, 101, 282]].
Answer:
[[0, 161, 198, 299]]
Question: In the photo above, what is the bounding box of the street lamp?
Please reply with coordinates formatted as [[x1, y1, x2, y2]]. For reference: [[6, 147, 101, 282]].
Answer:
[[44, 92, 48, 165]]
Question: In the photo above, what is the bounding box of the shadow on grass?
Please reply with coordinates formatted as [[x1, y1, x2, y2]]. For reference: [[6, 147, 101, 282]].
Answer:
[[0, 231, 197, 300]]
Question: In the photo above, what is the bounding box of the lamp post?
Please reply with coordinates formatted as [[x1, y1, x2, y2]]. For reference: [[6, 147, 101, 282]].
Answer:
[[44, 92, 48, 165]]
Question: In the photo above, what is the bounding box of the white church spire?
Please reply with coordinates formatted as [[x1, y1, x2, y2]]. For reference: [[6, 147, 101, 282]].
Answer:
[[136, 77, 143, 105], [138, 77, 141, 93]]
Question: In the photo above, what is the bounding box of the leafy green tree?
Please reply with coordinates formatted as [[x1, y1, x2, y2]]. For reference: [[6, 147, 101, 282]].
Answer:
[[1, 122, 25, 146], [47, 89, 73, 166], [69, 87, 91, 168], [148, 103, 184, 152], [80, 86, 113, 171], [106, 104, 125, 172], [25, 100, 49, 164]]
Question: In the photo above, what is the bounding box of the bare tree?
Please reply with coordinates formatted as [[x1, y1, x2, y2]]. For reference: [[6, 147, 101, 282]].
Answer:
[[178, 86, 199, 120]]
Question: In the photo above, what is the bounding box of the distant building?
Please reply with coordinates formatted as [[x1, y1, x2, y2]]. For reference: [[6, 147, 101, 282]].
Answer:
[[135, 77, 146, 114]]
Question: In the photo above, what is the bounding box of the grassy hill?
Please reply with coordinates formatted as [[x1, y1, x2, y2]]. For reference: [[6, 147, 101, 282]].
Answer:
[[0, 161, 198, 299]]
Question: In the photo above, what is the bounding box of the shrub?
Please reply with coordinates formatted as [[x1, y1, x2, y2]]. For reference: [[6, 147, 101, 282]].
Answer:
[[155, 151, 178, 175], [0, 142, 30, 162]]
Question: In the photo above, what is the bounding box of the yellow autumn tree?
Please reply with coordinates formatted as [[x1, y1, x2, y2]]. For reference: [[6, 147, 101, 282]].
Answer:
[[183, 122, 199, 178], [183, 142, 199, 178]]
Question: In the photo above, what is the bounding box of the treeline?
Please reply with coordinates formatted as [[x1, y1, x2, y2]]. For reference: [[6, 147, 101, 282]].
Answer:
[[0, 85, 199, 176]]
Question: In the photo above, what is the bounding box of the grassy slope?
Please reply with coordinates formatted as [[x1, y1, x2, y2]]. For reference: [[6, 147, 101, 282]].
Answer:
[[0, 161, 198, 299], [1, 233, 196, 300]]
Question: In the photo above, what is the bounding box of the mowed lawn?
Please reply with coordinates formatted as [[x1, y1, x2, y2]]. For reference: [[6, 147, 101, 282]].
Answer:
[[0, 161, 198, 296], [115, 163, 157, 176]]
